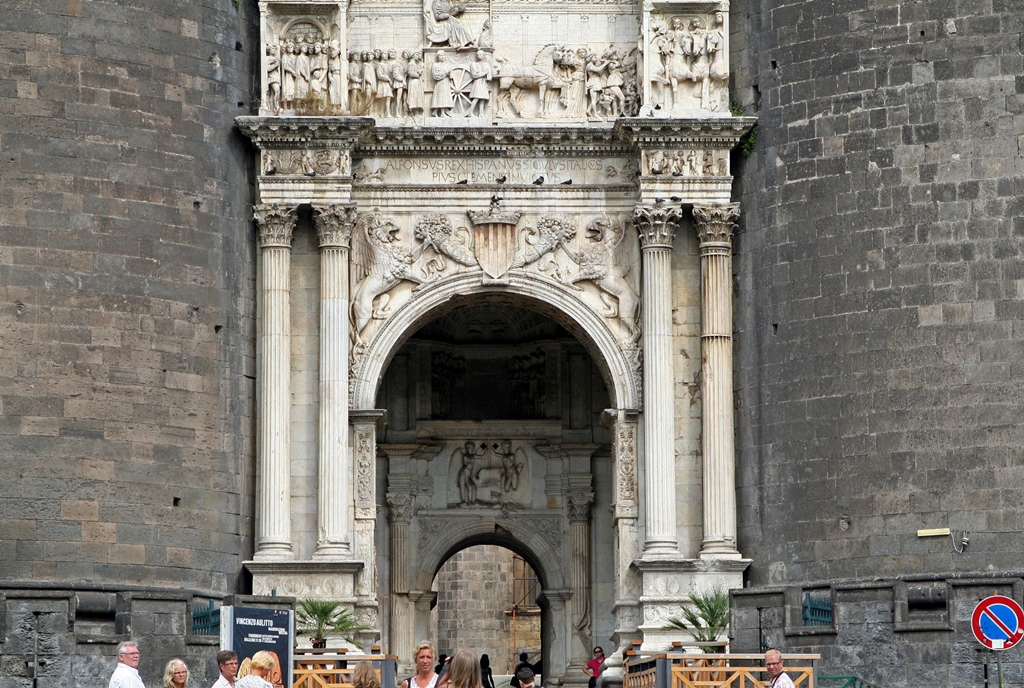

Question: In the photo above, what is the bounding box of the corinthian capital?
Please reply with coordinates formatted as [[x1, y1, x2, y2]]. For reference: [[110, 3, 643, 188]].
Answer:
[[313, 203, 358, 248], [386, 493, 414, 524], [254, 203, 298, 248], [692, 204, 740, 245], [567, 491, 595, 521], [633, 202, 683, 249]]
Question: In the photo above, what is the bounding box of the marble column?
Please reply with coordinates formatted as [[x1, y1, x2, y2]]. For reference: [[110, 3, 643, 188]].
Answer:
[[693, 204, 742, 559], [313, 204, 358, 558], [540, 589, 572, 684], [352, 409, 386, 648], [633, 202, 683, 557], [254, 203, 297, 561], [567, 491, 594, 672]]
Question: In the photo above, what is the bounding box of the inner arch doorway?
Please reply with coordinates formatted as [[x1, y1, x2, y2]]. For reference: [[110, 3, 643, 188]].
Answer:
[[377, 301, 614, 685]]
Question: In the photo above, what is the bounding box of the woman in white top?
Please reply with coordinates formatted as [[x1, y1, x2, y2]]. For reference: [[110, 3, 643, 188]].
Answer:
[[402, 641, 440, 688]]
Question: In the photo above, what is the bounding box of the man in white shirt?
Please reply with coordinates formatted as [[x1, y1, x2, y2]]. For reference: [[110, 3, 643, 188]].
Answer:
[[211, 650, 239, 688], [764, 649, 795, 688], [108, 641, 145, 688]]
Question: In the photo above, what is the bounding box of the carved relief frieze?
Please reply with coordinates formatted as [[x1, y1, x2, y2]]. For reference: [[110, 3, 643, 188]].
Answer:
[[263, 148, 351, 177], [387, 493, 415, 523], [347, 209, 642, 350], [646, 11, 729, 115], [644, 148, 728, 177], [262, 10, 345, 115], [252, 572, 356, 599], [448, 439, 530, 506]]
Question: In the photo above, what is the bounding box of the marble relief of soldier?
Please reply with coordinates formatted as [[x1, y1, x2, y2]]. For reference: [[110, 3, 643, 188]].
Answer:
[[406, 51, 425, 116], [682, 18, 708, 104], [328, 41, 344, 109], [375, 48, 393, 116], [311, 42, 329, 105], [392, 50, 409, 117], [584, 51, 607, 117], [295, 41, 312, 102], [603, 48, 626, 116], [361, 50, 377, 114], [468, 50, 492, 117], [706, 11, 727, 108], [665, 17, 691, 108], [425, 0, 475, 49], [430, 50, 455, 116], [266, 44, 281, 110], [348, 52, 363, 113], [281, 42, 297, 108], [648, 23, 671, 107]]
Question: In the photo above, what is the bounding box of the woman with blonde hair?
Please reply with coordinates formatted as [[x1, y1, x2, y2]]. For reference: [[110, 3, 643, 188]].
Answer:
[[447, 651, 482, 688], [353, 661, 381, 688], [235, 651, 276, 688], [402, 640, 439, 688], [163, 658, 190, 688]]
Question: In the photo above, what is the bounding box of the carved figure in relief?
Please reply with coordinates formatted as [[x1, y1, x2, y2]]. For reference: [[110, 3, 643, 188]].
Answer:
[[375, 49, 394, 117], [348, 52, 364, 114], [455, 440, 485, 503], [706, 12, 727, 110], [468, 50, 493, 117], [584, 51, 607, 117], [478, 20, 492, 49], [282, 43, 297, 107], [328, 41, 344, 108], [413, 214, 478, 274], [565, 218, 640, 336], [649, 23, 671, 108], [362, 51, 377, 114], [392, 51, 409, 117], [497, 440, 522, 492], [682, 18, 708, 106], [425, 0, 475, 49], [406, 51, 425, 116], [510, 216, 576, 277], [295, 42, 312, 101], [266, 44, 281, 110], [350, 213, 427, 345], [602, 49, 627, 116], [430, 51, 455, 116], [311, 43, 328, 102]]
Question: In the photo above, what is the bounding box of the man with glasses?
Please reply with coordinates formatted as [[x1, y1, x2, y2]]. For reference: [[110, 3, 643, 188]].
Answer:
[[584, 647, 604, 688], [764, 649, 794, 688], [109, 641, 145, 688]]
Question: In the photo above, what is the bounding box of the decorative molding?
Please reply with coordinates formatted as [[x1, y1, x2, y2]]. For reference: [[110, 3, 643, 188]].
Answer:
[[633, 201, 681, 248], [313, 203, 357, 247], [692, 203, 739, 245], [254, 203, 298, 247]]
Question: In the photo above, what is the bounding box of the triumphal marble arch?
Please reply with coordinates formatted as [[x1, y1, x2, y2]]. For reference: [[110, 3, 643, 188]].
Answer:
[[239, 0, 753, 679]]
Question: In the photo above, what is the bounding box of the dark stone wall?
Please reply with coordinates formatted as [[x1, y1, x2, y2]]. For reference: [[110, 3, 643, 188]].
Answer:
[[730, 0, 1024, 683], [0, 0, 258, 595]]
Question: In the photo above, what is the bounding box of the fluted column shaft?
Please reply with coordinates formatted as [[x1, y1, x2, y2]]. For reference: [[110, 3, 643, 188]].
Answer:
[[254, 204, 297, 561], [634, 203, 682, 557], [314, 204, 357, 558], [694, 204, 742, 558], [568, 491, 594, 669], [388, 492, 414, 673], [605, 408, 641, 659]]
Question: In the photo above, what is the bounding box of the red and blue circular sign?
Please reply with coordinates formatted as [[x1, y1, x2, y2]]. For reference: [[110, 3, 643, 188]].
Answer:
[[972, 596, 1024, 650]]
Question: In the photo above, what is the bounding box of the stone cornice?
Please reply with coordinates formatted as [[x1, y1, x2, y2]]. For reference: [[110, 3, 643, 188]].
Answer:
[[236, 116, 375, 145], [614, 116, 757, 148]]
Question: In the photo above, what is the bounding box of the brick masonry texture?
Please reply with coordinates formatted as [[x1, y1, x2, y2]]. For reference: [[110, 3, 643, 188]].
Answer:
[[0, 0, 259, 597], [730, 0, 1024, 684]]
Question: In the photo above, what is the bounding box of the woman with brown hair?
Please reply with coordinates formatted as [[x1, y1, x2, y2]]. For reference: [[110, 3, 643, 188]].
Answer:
[[446, 651, 482, 688]]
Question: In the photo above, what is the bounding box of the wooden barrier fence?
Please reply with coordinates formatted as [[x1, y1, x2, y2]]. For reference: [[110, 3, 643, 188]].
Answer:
[[625, 652, 819, 688]]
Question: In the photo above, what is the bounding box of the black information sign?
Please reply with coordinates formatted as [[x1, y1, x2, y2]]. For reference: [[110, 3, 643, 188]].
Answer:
[[224, 606, 293, 688]]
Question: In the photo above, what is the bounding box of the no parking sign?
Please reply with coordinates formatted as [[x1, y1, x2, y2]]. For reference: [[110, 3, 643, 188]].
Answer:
[[972, 595, 1024, 650]]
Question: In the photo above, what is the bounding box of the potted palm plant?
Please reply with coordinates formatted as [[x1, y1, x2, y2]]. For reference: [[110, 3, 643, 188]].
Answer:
[[665, 587, 730, 651], [295, 600, 369, 649]]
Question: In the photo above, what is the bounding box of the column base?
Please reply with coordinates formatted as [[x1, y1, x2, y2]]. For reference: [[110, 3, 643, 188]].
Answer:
[[699, 540, 744, 560], [252, 544, 295, 562], [313, 542, 353, 559]]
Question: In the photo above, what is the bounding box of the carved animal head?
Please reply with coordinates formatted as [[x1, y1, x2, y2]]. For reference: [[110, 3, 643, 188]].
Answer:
[[585, 218, 611, 242]]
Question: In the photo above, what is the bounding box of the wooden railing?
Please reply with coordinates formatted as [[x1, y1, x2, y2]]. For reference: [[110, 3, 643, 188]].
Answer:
[[293, 651, 394, 688], [626, 652, 820, 688]]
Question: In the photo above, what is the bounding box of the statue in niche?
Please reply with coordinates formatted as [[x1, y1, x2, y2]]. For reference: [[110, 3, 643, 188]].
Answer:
[[564, 218, 640, 337], [295, 42, 312, 101], [266, 44, 281, 110], [430, 51, 455, 116], [350, 213, 427, 345], [425, 0, 475, 49], [406, 51, 425, 116]]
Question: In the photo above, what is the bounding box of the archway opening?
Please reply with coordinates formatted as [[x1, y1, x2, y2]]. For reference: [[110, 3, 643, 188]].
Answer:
[[431, 545, 542, 677]]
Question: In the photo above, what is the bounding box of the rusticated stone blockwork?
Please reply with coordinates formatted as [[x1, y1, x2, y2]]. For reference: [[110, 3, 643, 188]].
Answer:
[[0, 0, 258, 596], [731, 0, 1024, 684]]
